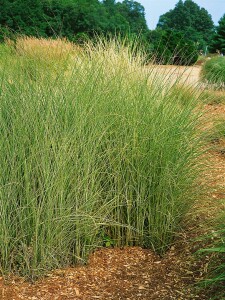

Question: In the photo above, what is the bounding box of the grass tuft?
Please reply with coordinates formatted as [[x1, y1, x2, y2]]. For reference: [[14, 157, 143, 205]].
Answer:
[[201, 57, 225, 89], [0, 37, 203, 278]]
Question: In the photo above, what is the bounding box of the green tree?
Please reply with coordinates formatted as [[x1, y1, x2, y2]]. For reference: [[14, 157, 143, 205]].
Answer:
[[42, 0, 108, 37], [102, 0, 129, 34], [211, 14, 225, 54], [157, 0, 188, 31], [0, 0, 149, 41], [117, 0, 148, 35], [146, 28, 198, 65], [157, 0, 214, 49], [2, 0, 48, 36]]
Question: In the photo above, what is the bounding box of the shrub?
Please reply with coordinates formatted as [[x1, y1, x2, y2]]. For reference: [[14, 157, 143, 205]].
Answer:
[[147, 29, 198, 66], [201, 57, 225, 88], [0, 38, 203, 278]]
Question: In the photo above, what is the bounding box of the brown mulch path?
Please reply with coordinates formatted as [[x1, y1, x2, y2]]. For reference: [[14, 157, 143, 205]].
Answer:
[[0, 99, 225, 300], [0, 243, 210, 300]]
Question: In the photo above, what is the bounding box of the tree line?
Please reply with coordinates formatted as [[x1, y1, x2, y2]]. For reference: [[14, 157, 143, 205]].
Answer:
[[0, 0, 224, 63], [0, 0, 148, 39]]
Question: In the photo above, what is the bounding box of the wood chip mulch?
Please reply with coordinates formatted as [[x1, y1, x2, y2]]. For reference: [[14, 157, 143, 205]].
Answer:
[[0, 245, 208, 300]]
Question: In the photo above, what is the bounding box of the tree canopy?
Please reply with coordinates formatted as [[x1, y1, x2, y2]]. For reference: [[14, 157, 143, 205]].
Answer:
[[0, 0, 148, 40], [157, 0, 214, 49], [146, 28, 198, 65], [210, 14, 225, 53]]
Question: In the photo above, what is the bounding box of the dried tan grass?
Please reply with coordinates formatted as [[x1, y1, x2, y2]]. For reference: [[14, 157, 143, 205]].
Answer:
[[15, 36, 81, 61]]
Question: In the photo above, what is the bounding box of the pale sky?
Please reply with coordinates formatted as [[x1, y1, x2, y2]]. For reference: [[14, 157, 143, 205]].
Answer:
[[119, 0, 225, 29]]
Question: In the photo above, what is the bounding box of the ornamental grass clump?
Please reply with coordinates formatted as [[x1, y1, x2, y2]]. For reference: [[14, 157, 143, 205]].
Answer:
[[13, 36, 80, 81], [0, 37, 203, 278], [201, 57, 225, 88], [199, 217, 225, 299]]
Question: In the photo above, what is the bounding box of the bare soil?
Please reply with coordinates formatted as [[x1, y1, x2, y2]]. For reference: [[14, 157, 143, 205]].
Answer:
[[0, 67, 225, 300]]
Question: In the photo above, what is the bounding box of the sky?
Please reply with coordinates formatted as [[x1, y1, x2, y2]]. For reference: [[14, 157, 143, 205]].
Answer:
[[131, 0, 225, 29]]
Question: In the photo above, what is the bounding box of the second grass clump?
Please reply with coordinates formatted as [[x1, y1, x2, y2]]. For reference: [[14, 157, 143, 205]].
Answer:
[[201, 56, 225, 88]]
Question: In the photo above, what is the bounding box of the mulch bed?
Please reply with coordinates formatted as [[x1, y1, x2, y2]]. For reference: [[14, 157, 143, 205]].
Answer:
[[0, 245, 208, 300]]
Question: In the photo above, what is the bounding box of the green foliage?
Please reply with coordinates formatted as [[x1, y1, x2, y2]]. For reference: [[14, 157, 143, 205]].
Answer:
[[0, 0, 148, 41], [201, 57, 225, 87], [0, 38, 203, 278], [147, 29, 198, 65], [211, 14, 225, 54], [199, 210, 225, 299], [157, 0, 215, 50], [116, 0, 148, 34]]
